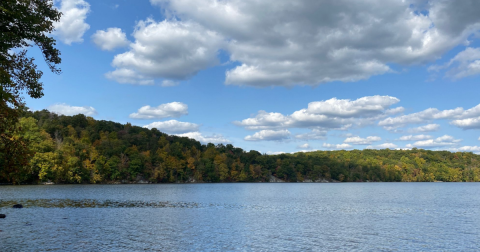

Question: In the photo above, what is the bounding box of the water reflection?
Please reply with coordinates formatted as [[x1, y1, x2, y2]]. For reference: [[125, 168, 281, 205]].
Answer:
[[1, 183, 480, 251]]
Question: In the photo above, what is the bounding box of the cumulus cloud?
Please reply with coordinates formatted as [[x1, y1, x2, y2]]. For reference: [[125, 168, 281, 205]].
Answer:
[[54, 0, 90, 45], [235, 96, 401, 132], [398, 135, 433, 141], [381, 103, 480, 130], [366, 143, 398, 149], [451, 117, 480, 130], [450, 146, 480, 154], [244, 130, 290, 141], [322, 143, 352, 150], [379, 107, 464, 129], [105, 68, 154, 85], [407, 124, 440, 133], [266, 151, 286, 155], [106, 19, 223, 85], [149, 0, 480, 87], [377, 143, 397, 149], [297, 143, 311, 149], [429, 47, 480, 79], [406, 135, 461, 148], [449, 104, 480, 129], [91, 28, 129, 51], [176, 132, 230, 144], [294, 129, 327, 140], [306, 96, 399, 118], [235, 110, 292, 131], [129, 102, 188, 119], [143, 120, 199, 134], [344, 136, 381, 145], [48, 103, 97, 116]]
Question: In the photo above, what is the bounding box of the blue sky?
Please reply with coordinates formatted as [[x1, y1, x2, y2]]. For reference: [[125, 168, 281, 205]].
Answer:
[[24, 0, 480, 154]]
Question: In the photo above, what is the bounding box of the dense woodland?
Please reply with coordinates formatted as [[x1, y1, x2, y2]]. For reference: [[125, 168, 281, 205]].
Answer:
[[2, 109, 480, 184]]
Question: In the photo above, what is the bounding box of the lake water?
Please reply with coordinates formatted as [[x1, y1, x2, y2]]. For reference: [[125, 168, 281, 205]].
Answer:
[[1, 183, 480, 251]]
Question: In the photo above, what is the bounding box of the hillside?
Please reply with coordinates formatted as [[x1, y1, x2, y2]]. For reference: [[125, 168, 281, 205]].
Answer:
[[2, 109, 480, 184]]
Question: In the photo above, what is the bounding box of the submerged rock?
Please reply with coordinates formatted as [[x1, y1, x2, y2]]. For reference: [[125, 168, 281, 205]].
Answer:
[[0, 214, 6, 218], [12, 204, 23, 208]]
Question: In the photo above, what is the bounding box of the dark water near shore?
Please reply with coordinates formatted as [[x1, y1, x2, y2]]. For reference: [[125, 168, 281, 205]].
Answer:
[[1, 183, 480, 251]]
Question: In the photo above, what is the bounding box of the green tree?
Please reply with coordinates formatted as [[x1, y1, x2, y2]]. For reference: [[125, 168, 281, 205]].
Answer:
[[1, 0, 62, 183]]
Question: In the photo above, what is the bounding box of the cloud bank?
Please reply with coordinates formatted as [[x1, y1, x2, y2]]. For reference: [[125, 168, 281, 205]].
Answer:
[[48, 103, 97, 116], [130, 102, 188, 119], [102, 0, 480, 87]]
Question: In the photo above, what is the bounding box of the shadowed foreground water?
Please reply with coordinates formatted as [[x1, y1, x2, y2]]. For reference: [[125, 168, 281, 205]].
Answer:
[[1, 183, 480, 251]]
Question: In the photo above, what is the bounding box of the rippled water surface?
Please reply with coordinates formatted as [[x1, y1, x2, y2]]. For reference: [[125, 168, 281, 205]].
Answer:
[[1, 183, 480, 251]]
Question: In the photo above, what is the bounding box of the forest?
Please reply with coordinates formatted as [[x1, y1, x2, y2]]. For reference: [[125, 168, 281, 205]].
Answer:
[[1, 109, 480, 184]]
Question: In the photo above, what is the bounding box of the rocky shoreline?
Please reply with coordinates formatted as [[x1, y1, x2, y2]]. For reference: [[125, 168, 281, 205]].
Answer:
[[1, 176, 340, 185]]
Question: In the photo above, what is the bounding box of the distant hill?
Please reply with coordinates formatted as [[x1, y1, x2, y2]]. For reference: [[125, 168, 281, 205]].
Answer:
[[2, 109, 480, 184]]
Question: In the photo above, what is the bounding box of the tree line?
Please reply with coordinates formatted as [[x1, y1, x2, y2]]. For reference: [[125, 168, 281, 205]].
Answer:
[[2, 109, 480, 184]]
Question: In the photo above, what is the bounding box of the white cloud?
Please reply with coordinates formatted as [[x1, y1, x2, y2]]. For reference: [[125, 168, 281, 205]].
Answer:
[[449, 104, 480, 129], [244, 130, 290, 141], [406, 135, 461, 148], [235, 110, 291, 130], [105, 68, 154, 85], [235, 96, 400, 131], [379, 107, 464, 129], [429, 47, 480, 79], [143, 120, 199, 134], [381, 103, 480, 130], [161, 80, 179, 87], [266, 151, 286, 155], [295, 149, 319, 153], [54, 0, 90, 45], [386, 107, 405, 115], [48, 103, 97, 116], [106, 19, 223, 85], [176, 131, 230, 144], [450, 146, 480, 154], [366, 143, 398, 149], [322, 143, 352, 149], [377, 143, 398, 149], [407, 124, 440, 133], [306, 96, 399, 118], [91, 28, 129, 51], [451, 117, 480, 130], [151, 0, 480, 87], [398, 135, 433, 141], [294, 129, 327, 140], [344, 136, 381, 145], [129, 102, 188, 119], [297, 143, 311, 149]]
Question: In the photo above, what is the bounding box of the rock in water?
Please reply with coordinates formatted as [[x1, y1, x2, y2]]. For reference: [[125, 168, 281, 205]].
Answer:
[[12, 204, 23, 209], [0, 214, 6, 218]]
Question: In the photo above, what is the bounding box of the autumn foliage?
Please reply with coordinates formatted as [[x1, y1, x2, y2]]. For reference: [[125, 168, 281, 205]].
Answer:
[[3, 110, 480, 184]]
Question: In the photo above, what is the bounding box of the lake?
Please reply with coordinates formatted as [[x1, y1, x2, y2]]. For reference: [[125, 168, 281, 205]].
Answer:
[[1, 183, 480, 251]]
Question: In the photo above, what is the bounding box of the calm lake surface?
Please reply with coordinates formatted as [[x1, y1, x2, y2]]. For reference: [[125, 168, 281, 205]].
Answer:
[[1, 183, 480, 251]]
